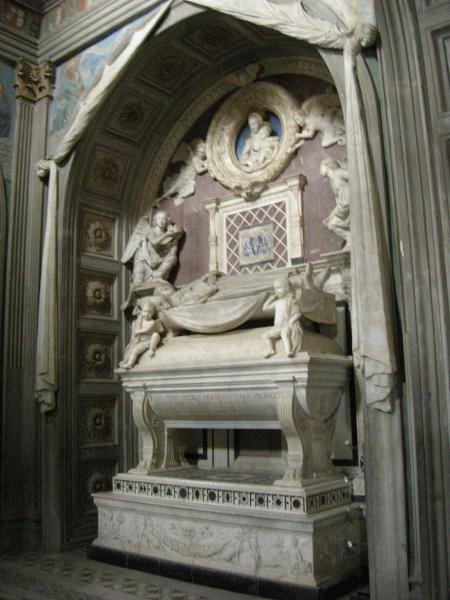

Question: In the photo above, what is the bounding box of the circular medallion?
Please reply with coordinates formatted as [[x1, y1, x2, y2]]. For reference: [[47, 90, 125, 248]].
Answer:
[[206, 82, 299, 200]]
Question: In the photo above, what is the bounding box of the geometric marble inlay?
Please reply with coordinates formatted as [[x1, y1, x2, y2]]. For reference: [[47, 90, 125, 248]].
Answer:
[[113, 470, 352, 516], [225, 200, 288, 275]]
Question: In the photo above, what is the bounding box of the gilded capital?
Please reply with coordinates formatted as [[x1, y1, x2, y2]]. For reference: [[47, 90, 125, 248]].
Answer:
[[15, 58, 55, 101]]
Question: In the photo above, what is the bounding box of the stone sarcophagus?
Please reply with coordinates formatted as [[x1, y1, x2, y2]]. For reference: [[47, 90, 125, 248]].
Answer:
[[117, 328, 351, 490], [92, 318, 364, 592]]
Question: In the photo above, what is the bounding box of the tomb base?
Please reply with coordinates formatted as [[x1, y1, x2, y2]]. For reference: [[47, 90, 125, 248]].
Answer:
[[91, 469, 365, 596]]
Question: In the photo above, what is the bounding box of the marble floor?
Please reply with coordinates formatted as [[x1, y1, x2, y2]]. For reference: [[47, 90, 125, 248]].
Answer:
[[0, 547, 358, 600]]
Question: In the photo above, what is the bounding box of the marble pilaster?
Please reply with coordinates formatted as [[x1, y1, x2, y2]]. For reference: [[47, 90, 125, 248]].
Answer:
[[0, 58, 54, 551]]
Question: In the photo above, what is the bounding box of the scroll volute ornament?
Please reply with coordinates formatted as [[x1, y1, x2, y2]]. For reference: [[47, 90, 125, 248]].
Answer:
[[205, 82, 299, 201]]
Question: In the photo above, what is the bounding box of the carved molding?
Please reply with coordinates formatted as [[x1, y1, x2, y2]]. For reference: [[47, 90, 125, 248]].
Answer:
[[15, 58, 55, 101]]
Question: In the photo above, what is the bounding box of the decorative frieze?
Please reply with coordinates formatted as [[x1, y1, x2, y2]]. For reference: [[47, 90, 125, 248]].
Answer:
[[113, 473, 351, 515]]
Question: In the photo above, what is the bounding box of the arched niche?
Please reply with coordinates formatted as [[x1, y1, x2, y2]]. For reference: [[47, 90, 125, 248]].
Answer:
[[53, 5, 386, 546]]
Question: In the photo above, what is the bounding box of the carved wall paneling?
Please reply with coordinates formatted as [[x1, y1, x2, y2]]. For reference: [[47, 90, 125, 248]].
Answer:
[[137, 42, 205, 95], [79, 270, 116, 319], [79, 395, 119, 447], [80, 208, 117, 259], [104, 90, 161, 144], [84, 145, 130, 200]]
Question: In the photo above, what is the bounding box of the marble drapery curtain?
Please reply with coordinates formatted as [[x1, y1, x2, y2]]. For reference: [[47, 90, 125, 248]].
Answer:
[[35, 1, 173, 412], [188, 0, 396, 412]]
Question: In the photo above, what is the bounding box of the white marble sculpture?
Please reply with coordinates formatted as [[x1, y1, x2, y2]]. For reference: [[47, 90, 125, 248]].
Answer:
[[152, 272, 220, 308], [239, 112, 279, 172], [159, 139, 207, 205], [206, 82, 299, 201], [119, 298, 164, 369], [263, 276, 303, 358], [320, 158, 350, 249], [121, 210, 183, 284], [293, 93, 346, 149], [262, 263, 333, 358]]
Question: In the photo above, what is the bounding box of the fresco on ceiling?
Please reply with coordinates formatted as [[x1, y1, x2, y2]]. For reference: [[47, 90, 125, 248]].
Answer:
[[0, 60, 16, 193], [41, 0, 109, 36], [49, 15, 145, 149], [0, 1, 40, 37]]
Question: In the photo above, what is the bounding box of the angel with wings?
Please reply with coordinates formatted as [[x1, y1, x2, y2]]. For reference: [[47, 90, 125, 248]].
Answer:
[[121, 209, 184, 285], [293, 92, 346, 150], [159, 139, 207, 206]]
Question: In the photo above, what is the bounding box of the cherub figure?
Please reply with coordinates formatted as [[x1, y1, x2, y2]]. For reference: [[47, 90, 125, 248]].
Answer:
[[159, 139, 207, 206], [292, 92, 346, 150], [119, 299, 163, 369], [262, 276, 303, 358]]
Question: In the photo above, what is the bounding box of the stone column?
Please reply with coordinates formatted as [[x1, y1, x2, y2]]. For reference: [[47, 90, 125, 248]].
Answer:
[[0, 58, 54, 552]]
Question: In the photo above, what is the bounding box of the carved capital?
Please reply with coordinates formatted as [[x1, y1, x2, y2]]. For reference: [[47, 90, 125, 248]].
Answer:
[[15, 58, 55, 102]]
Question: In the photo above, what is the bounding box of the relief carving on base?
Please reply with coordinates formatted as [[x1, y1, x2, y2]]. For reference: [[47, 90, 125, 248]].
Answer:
[[98, 509, 313, 579]]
